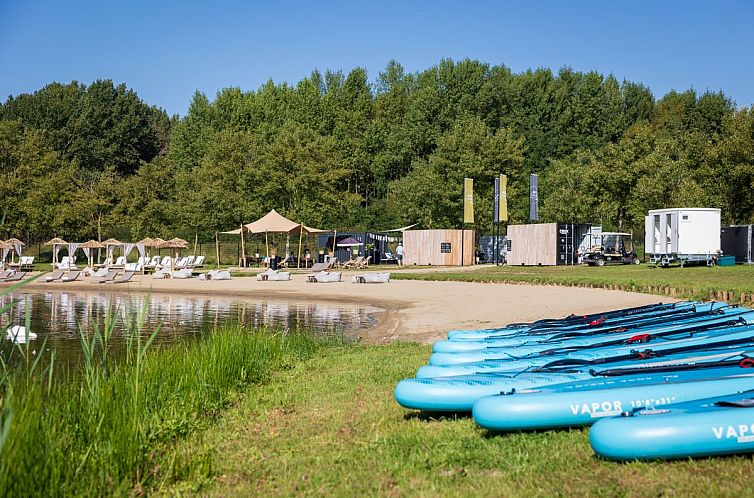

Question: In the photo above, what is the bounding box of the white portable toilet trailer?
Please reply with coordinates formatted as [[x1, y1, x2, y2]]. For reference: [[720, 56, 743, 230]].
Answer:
[[644, 208, 721, 266]]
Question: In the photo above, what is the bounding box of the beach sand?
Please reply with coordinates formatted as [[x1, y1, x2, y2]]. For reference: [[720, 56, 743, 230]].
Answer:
[[16, 272, 669, 343]]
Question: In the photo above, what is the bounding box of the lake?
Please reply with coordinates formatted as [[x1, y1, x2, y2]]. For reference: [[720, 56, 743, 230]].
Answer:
[[0, 290, 380, 368]]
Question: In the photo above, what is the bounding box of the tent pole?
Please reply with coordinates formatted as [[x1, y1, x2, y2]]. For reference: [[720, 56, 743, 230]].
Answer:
[[332, 229, 337, 260], [240, 224, 246, 267], [297, 227, 303, 269], [193, 232, 198, 256], [215, 231, 220, 268], [265, 231, 269, 261]]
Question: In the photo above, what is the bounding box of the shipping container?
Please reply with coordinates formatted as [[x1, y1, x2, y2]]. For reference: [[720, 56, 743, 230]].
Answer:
[[644, 208, 721, 266]]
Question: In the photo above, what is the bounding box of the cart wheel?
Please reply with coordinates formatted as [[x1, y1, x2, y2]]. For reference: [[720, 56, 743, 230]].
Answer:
[[596, 258, 606, 267], [632, 257, 640, 265]]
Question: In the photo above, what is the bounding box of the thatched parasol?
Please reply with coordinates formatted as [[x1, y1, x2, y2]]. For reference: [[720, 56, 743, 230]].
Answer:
[[79, 240, 105, 267], [102, 238, 123, 246], [137, 237, 157, 247], [45, 238, 68, 269], [4, 238, 25, 264], [158, 238, 188, 272]]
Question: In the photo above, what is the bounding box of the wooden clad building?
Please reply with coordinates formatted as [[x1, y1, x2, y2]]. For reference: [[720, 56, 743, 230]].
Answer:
[[403, 229, 475, 266], [507, 223, 592, 266]]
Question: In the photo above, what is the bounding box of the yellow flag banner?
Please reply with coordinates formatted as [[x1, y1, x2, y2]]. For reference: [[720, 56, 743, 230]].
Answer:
[[463, 178, 474, 224], [499, 174, 508, 222]]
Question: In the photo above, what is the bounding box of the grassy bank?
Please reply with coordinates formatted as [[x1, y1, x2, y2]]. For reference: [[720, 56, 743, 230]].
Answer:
[[393, 264, 754, 304], [162, 342, 754, 496], [0, 325, 342, 497]]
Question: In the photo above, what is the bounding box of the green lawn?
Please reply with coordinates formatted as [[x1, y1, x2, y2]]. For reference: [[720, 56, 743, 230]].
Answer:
[[161, 342, 754, 497], [393, 264, 754, 304]]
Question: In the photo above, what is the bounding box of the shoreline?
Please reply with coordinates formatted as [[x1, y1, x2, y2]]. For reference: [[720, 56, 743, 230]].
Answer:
[[12, 272, 671, 343]]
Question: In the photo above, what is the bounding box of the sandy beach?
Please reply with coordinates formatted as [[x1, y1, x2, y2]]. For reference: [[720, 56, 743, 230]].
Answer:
[[13, 270, 669, 342]]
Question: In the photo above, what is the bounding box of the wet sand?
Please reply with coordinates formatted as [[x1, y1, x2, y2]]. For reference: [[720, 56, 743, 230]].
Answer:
[[15, 271, 669, 343]]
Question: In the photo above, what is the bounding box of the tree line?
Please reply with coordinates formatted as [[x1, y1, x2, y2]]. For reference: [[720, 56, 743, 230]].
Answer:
[[1, 59, 752, 245]]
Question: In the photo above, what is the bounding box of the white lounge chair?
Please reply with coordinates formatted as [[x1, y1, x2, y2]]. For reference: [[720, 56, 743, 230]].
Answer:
[[351, 272, 390, 284], [110, 256, 127, 269], [59, 270, 82, 283], [0, 271, 25, 283], [256, 269, 291, 281], [307, 271, 342, 283], [176, 256, 195, 269], [45, 270, 65, 282], [152, 268, 170, 279], [106, 271, 135, 284], [94, 270, 118, 283], [144, 255, 160, 271], [171, 269, 193, 279], [55, 256, 77, 270], [156, 256, 171, 269], [125, 257, 145, 272], [193, 255, 205, 268], [95, 256, 113, 269], [199, 269, 231, 280], [10, 256, 35, 271]]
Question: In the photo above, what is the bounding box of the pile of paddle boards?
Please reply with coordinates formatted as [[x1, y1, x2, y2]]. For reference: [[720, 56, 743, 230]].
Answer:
[[394, 301, 754, 460]]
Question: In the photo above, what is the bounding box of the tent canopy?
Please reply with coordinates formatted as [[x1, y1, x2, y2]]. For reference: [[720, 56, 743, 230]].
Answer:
[[378, 223, 419, 233], [221, 209, 330, 235]]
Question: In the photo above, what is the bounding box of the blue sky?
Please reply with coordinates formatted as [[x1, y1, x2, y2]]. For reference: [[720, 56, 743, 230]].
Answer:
[[1, 0, 752, 115]]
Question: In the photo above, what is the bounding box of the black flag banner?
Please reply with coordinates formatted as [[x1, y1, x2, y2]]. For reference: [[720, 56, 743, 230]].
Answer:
[[529, 173, 539, 221]]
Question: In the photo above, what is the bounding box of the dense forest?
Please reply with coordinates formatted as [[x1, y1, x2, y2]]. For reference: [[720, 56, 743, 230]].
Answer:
[[1, 59, 752, 244]]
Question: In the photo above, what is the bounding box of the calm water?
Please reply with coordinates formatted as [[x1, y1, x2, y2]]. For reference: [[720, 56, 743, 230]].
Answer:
[[0, 290, 380, 368]]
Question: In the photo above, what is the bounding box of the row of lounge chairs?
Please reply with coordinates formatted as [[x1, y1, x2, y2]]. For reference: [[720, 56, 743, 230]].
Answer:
[[0, 270, 26, 283], [43, 269, 135, 284], [55, 255, 206, 272], [7, 256, 35, 271], [260, 269, 390, 284], [341, 256, 372, 269]]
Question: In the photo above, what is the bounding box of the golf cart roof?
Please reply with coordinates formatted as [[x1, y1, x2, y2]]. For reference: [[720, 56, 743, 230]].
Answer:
[[601, 232, 632, 236]]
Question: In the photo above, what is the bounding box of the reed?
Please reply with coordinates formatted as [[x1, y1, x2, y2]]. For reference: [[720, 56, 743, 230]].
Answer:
[[0, 284, 343, 497]]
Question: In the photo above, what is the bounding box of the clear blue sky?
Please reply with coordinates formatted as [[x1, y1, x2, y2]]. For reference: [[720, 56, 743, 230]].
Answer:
[[1, 0, 752, 116]]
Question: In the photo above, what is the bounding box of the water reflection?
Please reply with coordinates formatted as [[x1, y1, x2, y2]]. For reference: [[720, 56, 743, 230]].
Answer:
[[0, 290, 379, 367]]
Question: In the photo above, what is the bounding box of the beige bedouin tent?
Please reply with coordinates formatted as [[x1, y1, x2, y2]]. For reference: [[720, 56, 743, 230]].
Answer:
[[79, 240, 105, 267], [222, 209, 330, 268], [158, 237, 188, 273], [45, 237, 68, 270], [4, 238, 25, 265]]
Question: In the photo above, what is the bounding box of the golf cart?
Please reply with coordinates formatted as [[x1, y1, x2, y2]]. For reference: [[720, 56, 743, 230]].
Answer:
[[582, 232, 641, 266]]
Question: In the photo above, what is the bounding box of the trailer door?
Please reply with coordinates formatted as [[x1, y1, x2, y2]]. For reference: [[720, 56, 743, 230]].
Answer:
[[668, 211, 678, 254], [644, 216, 653, 254]]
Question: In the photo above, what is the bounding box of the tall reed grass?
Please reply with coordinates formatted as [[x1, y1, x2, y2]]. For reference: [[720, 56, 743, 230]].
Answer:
[[0, 283, 343, 496]]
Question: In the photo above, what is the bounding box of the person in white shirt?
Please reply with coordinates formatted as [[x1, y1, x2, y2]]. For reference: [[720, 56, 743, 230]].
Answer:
[[396, 242, 404, 266]]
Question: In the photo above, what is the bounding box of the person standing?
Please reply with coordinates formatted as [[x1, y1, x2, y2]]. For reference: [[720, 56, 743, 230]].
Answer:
[[396, 242, 404, 266]]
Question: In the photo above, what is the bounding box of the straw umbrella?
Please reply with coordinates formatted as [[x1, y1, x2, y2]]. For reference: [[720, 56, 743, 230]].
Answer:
[[4, 238, 25, 265], [158, 238, 188, 273], [44, 237, 68, 270], [102, 238, 123, 267], [79, 240, 105, 268], [136, 237, 157, 273]]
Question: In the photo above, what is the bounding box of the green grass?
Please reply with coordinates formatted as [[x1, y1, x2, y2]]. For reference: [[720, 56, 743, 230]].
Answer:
[[394, 264, 754, 304], [161, 342, 754, 497], [0, 325, 342, 497]]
